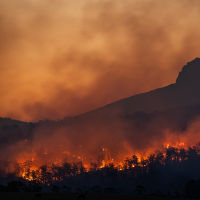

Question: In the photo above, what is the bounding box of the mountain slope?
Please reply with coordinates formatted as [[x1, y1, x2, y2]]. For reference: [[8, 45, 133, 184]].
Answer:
[[78, 57, 200, 118]]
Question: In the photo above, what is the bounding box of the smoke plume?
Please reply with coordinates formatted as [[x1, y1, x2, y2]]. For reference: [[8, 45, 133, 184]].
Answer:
[[0, 0, 200, 121]]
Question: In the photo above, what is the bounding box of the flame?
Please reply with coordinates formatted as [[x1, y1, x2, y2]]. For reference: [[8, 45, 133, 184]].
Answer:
[[1, 129, 199, 184]]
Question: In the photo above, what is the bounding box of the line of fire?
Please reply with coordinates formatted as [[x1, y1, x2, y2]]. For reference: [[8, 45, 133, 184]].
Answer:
[[1, 140, 200, 185]]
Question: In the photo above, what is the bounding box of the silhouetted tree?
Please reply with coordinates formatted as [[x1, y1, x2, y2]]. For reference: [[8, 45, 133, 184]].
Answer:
[[179, 148, 187, 161], [40, 165, 47, 184], [46, 171, 53, 185], [175, 191, 180, 198], [7, 181, 26, 192], [90, 185, 103, 193], [14, 163, 22, 177], [155, 151, 164, 165], [26, 181, 42, 192], [187, 147, 198, 160], [141, 158, 148, 173], [77, 161, 86, 173], [62, 185, 72, 193], [166, 147, 177, 162], [57, 166, 64, 181], [134, 185, 146, 195], [167, 191, 171, 197], [132, 155, 139, 167], [51, 185, 61, 193], [90, 162, 98, 171], [63, 162, 72, 178], [184, 180, 200, 199], [72, 164, 78, 175], [148, 154, 156, 164]]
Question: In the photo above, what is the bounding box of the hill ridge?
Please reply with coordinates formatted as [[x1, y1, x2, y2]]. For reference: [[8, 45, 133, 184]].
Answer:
[[78, 57, 200, 118]]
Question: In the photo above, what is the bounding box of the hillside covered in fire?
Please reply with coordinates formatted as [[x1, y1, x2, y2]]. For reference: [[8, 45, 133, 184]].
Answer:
[[1, 58, 200, 196]]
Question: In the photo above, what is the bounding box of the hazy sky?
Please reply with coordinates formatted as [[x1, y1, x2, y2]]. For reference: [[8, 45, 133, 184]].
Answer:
[[0, 0, 200, 122]]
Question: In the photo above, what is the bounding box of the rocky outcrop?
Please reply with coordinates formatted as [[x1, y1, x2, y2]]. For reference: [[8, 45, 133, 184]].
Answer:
[[176, 57, 200, 87], [78, 58, 200, 118]]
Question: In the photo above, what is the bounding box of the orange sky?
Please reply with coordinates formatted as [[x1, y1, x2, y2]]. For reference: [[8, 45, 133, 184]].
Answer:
[[0, 0, 200, 122]]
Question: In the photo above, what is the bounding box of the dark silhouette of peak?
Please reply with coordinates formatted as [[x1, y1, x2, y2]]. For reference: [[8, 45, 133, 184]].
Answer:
[[78, 58, 200, 118], [176, 57, 200, 87], [0, 117, 26, 127]]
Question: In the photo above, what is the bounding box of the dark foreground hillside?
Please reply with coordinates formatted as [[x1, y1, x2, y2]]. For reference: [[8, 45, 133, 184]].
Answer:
[[0, 193, 192, 200]]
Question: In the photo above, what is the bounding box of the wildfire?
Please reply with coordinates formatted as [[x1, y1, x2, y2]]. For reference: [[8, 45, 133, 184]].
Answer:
[[2, 139, 199, 184]]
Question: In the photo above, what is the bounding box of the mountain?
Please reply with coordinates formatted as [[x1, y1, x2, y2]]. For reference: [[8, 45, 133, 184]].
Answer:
[[1, 58, 200, 125], [0, 117, 27, 127], [78, 57, 200, 118]]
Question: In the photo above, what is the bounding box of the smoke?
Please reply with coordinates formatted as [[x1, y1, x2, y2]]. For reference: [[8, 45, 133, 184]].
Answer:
[[1, 104, 200, 168], [0, 0, 200, 122]]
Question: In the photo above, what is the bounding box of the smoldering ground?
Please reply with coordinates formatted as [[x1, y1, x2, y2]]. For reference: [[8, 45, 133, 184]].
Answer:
[[1, 0, 200, 122]]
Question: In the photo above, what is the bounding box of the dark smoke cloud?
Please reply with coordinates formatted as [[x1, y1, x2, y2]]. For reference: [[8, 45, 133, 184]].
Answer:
[[0, 0, 200, 121]]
